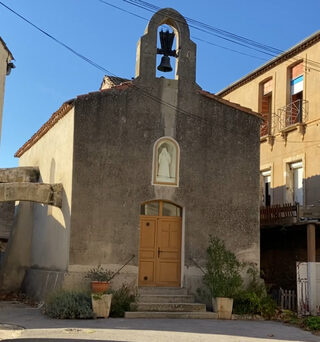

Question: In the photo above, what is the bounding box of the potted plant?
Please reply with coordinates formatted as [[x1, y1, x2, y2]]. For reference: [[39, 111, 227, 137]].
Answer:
[[85, 265, 114, 293], [203, 236, 242, 319]]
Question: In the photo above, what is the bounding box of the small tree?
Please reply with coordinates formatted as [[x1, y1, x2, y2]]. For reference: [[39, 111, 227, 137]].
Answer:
[[203, 236, 242, 298]]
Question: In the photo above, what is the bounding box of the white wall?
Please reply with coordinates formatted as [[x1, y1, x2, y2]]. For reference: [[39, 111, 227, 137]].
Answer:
[[19, 107, 74, 270]]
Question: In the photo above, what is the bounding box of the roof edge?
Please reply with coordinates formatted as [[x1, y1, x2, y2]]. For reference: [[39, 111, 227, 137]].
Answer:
[[217, 30, 320, 97], [15, 100, 75, 158], [0, 37, 14, 60], [15, 82, 134, 158], [199, 90, 262, 119]]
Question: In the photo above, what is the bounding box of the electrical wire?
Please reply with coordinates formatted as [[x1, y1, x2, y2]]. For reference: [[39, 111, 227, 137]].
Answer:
[[116, 0, 278, 58], [0, 0, 319, 137], [0, 1, 222, 129], [97, 0, 268, 61], [123, 0, 283, 55], [118, 0, 320, 70]]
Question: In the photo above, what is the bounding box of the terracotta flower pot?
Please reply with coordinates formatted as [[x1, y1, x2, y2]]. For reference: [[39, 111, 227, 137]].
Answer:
[[91, 281, 110, 294]]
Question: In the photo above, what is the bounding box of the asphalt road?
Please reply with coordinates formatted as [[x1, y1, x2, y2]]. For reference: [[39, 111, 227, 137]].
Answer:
[[0, 301, 319, 342]]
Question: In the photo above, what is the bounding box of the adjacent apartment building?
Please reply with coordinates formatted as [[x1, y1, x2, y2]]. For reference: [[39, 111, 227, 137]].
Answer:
[[218, 31, 320, 288]]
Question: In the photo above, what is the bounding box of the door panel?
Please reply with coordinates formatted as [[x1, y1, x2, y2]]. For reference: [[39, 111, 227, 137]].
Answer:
[[139, 218, 157, 285], [138, 216, 182, 287], [156, 218, 181, 286]]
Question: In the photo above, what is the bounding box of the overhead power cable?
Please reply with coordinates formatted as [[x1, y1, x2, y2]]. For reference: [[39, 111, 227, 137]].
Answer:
[[120, 0, 279, 57], [118, 0, 320, 70], [97, 0, 268, 61], [0, 1, 223, 129]]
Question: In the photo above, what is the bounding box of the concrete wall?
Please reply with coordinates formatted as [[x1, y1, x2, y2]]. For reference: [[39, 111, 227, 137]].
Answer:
[[68, 78, 261, 293], [0, 202, 33, 292], [13, 108, 74, 298], [0, 40, 11, 144], [19, 107, 74, 270], [0, 202, 14, 240], [221, 41, 320, 206]]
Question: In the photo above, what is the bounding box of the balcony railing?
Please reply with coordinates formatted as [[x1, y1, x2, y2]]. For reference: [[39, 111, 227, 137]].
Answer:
[[260, 113, 276, 137], [260, 203, 298, 226], [278, 99, 308, 130]]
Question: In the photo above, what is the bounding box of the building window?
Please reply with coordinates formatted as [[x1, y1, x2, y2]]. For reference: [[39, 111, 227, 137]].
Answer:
[[286, 161, 304, 205], [288, 62, 304, 125], [259, 79, 272, 136], [261, 170, 271, 206]]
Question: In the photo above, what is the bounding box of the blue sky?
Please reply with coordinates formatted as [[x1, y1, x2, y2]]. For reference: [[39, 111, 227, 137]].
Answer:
[[0, 0, 320, 167]]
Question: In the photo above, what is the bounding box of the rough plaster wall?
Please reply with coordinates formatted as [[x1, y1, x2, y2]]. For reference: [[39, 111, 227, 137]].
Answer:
[[0, 44, 8, 144], [69, 80, 260, 291], [0, 202, 14, 239], [19, 108, 74, 271], [0, 202, 33, 292]]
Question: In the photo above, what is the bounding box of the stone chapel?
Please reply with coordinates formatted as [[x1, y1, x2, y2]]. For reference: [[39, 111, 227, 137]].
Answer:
[[0, 8, 261, 300]]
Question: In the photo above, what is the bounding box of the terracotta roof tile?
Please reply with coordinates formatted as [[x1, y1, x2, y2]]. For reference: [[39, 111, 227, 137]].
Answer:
[[100, 75, 131, 90]]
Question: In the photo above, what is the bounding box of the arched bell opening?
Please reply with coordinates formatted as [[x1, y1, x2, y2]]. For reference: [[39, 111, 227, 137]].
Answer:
[[156, 24, 177, 80], [135, 8, 196, 85]]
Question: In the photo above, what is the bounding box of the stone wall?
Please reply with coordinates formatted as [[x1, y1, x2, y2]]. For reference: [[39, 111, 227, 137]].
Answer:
[[69, 76, 261, 293]]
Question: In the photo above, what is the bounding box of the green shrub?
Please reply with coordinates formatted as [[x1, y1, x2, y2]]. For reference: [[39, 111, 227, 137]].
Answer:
[[108, 284, 135, 317], [233, 265, 276, 319], [85, 265, 114, 282], [203, 236, 242, 298], [45, 290, 94, 319], [303, 316, 320, 331]]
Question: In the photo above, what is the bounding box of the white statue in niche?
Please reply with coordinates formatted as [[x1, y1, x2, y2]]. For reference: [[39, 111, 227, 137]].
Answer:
[[155, 140, 178, 184], [158, 146, 171, 178]]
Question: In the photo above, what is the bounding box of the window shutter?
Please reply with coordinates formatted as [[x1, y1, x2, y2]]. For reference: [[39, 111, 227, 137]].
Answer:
[[291, 62, 303, 79], [263, 79, 272, 95]]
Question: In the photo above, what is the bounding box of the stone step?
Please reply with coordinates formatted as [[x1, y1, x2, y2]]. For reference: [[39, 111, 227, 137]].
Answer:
[[131, 302, 206, 312], [138, 287, 188, 295], [138, 294, 195, 303], [125, 311, 218, 319]]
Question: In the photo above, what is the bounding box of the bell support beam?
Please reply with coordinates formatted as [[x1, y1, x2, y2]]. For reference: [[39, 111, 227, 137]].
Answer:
[[0, 167, 39, 183], [0, 182, 63, 208]]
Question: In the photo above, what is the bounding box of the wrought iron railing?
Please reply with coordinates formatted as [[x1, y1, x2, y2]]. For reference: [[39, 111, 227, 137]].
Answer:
[[260, 113, 277, 137], [260, 203, 298, 225], [278, 99, 308, 130]]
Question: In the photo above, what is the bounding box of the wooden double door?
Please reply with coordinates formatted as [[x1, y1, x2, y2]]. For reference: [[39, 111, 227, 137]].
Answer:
[[138, 201, 182, 287]]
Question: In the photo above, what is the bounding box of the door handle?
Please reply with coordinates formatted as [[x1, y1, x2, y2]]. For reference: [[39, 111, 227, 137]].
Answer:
[[158, 247, 161, 258]]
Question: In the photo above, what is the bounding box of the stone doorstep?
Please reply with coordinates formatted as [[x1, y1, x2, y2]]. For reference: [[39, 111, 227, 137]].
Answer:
[[137, 294, 195, 303], [125, 311, 218, 319], [131, 302, 206, 312], [125, 312, 264, 320], [138, 287, 188, 295]]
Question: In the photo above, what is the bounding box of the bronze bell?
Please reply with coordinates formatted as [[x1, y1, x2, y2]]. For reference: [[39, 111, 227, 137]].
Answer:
[[157, 55, 172, 72]]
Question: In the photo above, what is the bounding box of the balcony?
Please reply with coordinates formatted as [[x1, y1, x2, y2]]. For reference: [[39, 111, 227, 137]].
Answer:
[[260, 203, 320, 227], [260, 203, 298, 227], [278, 99, 308, 131]]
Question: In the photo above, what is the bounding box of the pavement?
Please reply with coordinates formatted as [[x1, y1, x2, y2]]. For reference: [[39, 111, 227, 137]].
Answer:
[[0, 301, 319, 342]]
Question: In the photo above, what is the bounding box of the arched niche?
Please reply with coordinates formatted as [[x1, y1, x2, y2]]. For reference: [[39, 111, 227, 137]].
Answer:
[[153, 137, 180, 186]]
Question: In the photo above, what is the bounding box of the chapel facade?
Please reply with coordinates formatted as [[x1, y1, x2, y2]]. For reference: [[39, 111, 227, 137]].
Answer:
[[0, 8, 261, 299]]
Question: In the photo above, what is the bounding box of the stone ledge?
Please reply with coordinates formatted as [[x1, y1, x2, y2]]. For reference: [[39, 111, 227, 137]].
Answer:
[[0, 167, 39, 183], [0, 183, 62, 207]]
